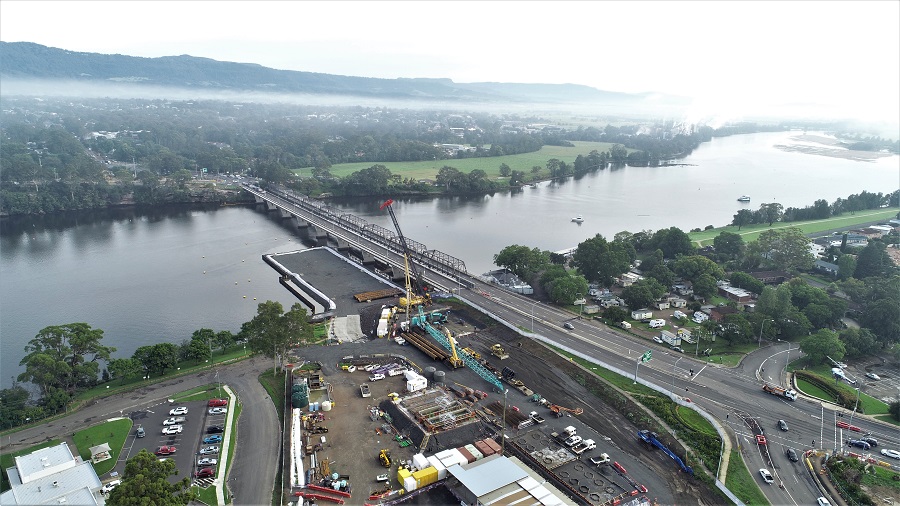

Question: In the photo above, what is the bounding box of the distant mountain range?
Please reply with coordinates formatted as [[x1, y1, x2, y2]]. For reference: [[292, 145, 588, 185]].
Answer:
[[0, 41, 688, 107]]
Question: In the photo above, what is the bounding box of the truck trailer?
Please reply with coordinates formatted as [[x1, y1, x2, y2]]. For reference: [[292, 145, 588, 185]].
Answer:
[[762, 383, 797, 401]]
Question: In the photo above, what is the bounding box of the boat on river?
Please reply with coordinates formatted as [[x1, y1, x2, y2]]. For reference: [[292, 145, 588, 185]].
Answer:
[[572, 215, 584, 223], [737, 195, 751, 202]]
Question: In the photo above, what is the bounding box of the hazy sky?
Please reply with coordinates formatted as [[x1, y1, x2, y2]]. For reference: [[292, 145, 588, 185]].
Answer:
[[2, 1, 898, 125]]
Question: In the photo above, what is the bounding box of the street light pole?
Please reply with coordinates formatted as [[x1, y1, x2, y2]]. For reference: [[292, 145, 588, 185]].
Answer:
[[758, 318, 773, 348], [530, 301, 538, 333], [849, 388, 860, 424]]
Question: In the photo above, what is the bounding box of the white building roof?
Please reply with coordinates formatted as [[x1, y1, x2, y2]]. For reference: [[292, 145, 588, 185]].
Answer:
[[447, 454, 528, 497], [3, 443, 101, 505]]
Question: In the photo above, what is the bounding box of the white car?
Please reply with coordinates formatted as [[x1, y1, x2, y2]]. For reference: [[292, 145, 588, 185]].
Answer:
[[208, 407, 228, 415], [817, 498, 832, 506], [758, 468, 774, 484], [652, 336, 663, 344], [865, 372, 880, 380], [564, 435, 583, 447], [100, 480, 121, 495], [161, 425, 183, 435], [880, 449, 900, 460], [197, 458, 218, 467], [163, 416, 186, 425], [369, 373, 385, 381], [199, 445, 219, 455], [169, 407, 188, 416]]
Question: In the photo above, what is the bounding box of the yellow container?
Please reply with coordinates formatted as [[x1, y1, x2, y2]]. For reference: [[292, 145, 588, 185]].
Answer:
[[413, 466, 438, 486]]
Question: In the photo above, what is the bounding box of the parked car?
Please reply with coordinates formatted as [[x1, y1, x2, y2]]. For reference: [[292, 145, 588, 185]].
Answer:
[[848, 440, 871, 450], [652, 336, 663, 344], [777, 419, 788, 431], [100, 480, 121, 495], [670, 346, 684, 353], [195, 467, 216, 478], [206, 425, 224, 434], [208, 407, 228, 415], [207, 399, 228, 407], [155, 446, 177, 456], [786, 448, 799, 462], [197, 458, 218, 467], [758, 468, 774, 484], [169, 407, 188, 416], [135, 426, 145, 438], [369, 373, 385, 382], [162, 425, 183, 435], [817, 498, 832, 506], [879, 449, 900, 460], [865, 372, 880, 380], [563, 435, 583, 447], [202, 435, 223, 444], [199, 446, 219, 455], [363, 364, 377, 372], [163, 416, 186, 426]]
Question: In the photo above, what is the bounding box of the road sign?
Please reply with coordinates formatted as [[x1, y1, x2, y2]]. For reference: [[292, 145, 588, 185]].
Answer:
[[641, 351, 652, 363]]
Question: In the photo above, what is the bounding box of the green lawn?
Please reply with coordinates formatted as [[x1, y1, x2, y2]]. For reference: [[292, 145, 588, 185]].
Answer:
[[320, 141, 626, 180], [0, 440, 61, 492], [794, 363, 889, 415], [725, 449, 769, 505], [689, 208, 899, 246], [173, 384, 229, 403], [258, 371, 287, 425], [677, 405, 717, 435], [72, 418, 133, 477]]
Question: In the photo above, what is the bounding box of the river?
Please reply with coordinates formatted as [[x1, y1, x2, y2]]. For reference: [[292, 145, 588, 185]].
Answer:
[[1, 131, 897, 387]]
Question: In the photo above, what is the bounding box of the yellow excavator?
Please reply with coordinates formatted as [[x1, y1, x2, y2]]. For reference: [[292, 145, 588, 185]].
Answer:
[[491, 344, 509, 360]]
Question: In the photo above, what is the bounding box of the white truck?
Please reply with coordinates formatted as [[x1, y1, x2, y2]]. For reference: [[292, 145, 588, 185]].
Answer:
[[571, 439, 596, 455], [590, 453, 611, 465], [529, 411, 546, 424], [360, 384, 371, 398], [563, 426, 577, 437]]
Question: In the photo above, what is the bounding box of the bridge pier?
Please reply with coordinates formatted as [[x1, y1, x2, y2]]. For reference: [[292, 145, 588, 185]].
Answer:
[[253, 195, 265, 204], [265, 201, 278, 212], [279, 208, 294, 219]]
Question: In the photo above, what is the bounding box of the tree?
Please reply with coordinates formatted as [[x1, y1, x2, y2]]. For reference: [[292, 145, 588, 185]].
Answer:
[[729, 271, 764, 295], [494, 245, 548, 280], [603, 306, 629, 323], [800, 329, 845, 365], [216, 330, 236, 354], [839, 328, 877, 359], [671, 255, 724, 283], [861, 298, 900, 344], [171, 169, 193, 186], [18, 323, 115, 396], [854, 241, 894, 279], [545, 274, 589, 305], [759, 202, 784, 226], [693, 273, 718, 299], [241, 301, 312, 375], [649, 227, 694, 257], [498, 163, 511, 177], [836, 255, 856, 280], [183, 328, 216, 363], [621, 278, 665, 310], [106, 449, 194, 505], [107, 358, 142, 384], [716, 313, 753, 346], [572, 234, 632, 287], [133, 343, 178, 376], [713, 231, 745, 259], [731, 209, 754, 230], [750, 227, 814, 272]]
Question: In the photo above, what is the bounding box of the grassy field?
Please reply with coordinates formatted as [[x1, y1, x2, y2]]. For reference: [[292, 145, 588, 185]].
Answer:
[[725, 449, 768, 505], [689, 208, 899, 246], [320, 141, 625, 180], [72, 418, 133, 477], [258, 371, 287, 425], [793, 363, 889, 415], [0, 439, 61, 492], [677, 405, 717, 435]]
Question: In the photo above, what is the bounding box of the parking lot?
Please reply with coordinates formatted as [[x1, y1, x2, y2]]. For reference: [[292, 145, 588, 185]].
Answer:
[[117, 399, 231, 485]]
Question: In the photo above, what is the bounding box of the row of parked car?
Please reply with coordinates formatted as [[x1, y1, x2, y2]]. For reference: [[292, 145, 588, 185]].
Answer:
[[196, 398, 229, 477]]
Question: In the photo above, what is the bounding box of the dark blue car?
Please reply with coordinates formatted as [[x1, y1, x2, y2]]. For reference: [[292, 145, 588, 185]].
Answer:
[[202, 435, 223, 444]]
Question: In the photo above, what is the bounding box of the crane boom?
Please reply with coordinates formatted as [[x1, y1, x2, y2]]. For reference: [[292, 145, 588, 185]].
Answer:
[[381, 199, 428, 300]]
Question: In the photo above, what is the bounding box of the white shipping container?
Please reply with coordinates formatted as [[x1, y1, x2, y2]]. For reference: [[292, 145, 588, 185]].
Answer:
[[412, 453, 429, 470], [426, 456, 447, 480], [403, 475, 417, 492], [434, 449, 455, 461], [464, 444, 483, 460]]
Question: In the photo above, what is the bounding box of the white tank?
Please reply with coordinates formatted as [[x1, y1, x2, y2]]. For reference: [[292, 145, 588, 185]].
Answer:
[[321, 401, 332, 411]]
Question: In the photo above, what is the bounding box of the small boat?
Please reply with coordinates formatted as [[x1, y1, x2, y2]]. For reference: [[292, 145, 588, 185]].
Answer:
[[572, 215, 584, 223], [737, 195, 751, 202]]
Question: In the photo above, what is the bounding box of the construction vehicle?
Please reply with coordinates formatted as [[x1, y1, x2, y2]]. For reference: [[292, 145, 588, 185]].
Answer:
[[548, 404, 584, 417], [378, 449, 392, 468], [762, 383, 798, 401], [491, 344, 509, 360], [360, 384, 371, 398], [529, 411, 545, 424], [461, 347, 480, 360], [381, 199, 430, 310], [444, 328, 464, 369], [590, 453, 611, 465]]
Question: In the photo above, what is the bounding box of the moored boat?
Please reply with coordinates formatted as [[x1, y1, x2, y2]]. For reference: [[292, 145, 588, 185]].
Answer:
[[737, 195, 751, 202], [572, 215, 584, 223]]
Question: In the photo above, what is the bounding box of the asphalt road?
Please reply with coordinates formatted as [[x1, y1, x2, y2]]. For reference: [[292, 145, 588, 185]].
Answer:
[[459, 285, 900, 506], [2, 355, 278, 506]]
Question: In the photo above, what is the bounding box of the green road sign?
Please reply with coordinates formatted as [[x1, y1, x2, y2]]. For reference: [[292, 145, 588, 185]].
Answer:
[[641, 351, 652, 363]]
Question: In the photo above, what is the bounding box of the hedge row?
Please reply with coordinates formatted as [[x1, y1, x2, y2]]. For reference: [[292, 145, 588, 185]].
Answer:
[[795, 371, 859, 411]]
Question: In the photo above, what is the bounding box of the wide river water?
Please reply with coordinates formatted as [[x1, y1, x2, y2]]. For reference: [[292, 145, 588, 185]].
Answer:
[[1, 131, 898, 387]]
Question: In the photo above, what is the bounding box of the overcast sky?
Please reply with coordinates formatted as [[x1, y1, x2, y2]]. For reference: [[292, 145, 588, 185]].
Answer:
[[2, 1, 898, 125]]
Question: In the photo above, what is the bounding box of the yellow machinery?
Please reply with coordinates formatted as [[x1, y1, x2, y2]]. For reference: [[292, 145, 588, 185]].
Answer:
[[491, 344, 509, 360], [398, 255, 427, 312], [379, 449, 392, 468], [461, 347, 480, 360], [444, 328, 464, 369], [382, 199, 431, 309]]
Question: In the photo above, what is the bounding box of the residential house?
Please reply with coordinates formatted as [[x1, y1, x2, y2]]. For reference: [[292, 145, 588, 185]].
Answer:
[[618, 272, 643, 287], [749, 271, 790, 285], [718, 285, 753, 303], [709, 306, 739, 322], [814, 259, 839, 277], [667, 297, 688, 308], [655, 300, 670, 310], [631, 308, 653, 320], [672, 283, 694, 296]]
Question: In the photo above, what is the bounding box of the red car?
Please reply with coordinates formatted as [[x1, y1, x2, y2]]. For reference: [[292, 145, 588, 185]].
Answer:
[[836, 421, 850, 429], [195, 467, 215, 478], [155, 446, 176, 456], [849, 425, 862, 432], [756, 434, 767, 446], [208, 399, 228, 407]]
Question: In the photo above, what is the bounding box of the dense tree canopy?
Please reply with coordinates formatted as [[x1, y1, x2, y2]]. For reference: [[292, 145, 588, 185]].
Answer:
[[241, 301, 312, 374], [18, 323, 115, 396], [106, 449, 194, 505], [572, 234, 634, 287]]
